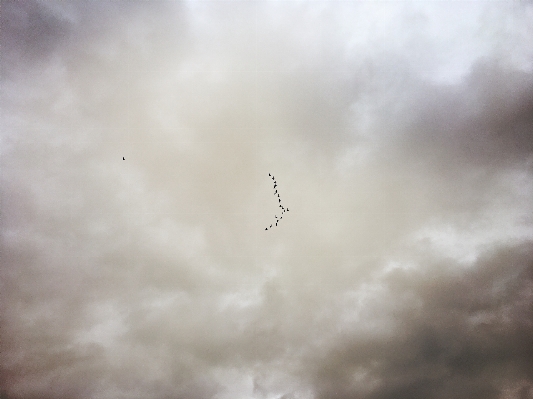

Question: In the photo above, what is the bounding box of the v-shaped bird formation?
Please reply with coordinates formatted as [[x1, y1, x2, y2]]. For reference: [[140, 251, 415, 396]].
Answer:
[[265, 173, 289, 230]]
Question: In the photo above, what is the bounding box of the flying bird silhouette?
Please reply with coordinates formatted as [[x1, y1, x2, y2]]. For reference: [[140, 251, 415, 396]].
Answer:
[[265, 173, 289, 230]]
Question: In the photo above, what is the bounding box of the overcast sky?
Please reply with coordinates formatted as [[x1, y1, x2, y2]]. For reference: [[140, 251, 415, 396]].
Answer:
[[1, 1, 533, 398]]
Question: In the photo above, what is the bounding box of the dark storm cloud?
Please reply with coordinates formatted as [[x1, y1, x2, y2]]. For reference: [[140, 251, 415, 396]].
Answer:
[[387, 60, 533, 174], [1, 1, 533, 398], [304, 244, 533, 399]]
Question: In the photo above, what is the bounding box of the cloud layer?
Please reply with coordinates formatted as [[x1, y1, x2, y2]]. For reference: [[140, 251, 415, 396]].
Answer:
[[1, 1, 533, 398]]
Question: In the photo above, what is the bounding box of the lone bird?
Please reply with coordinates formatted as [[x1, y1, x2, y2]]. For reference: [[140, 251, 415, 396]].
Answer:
[[279, 199, 281, 202], [270, 224, 272, 228], [123, 157, 125, 160], [269, 173, 271, 176], [265, 228, 268, 230]]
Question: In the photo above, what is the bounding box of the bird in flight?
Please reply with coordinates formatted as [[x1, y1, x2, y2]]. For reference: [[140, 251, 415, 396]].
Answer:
[[265, 173, 290, 230]]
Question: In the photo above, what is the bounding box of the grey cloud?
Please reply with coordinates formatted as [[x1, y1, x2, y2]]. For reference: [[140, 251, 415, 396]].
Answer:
[[1, 0, 72, 73], [390, 60, 533, 173], [1, 1, 533, 398], [303, 244, 533, 399]]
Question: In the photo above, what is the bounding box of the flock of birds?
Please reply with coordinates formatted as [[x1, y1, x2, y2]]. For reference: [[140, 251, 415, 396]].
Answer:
[[265, 173, 288, 230]]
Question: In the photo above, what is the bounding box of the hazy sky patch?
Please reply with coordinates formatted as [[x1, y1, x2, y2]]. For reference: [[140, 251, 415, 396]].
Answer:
[[1, 1, 532, 398]]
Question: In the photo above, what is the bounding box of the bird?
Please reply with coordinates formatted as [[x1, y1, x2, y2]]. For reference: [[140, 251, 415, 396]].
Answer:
[[123, 157, 125, 160], [264, 174, 289, 231], [287, 208, 289, 211]]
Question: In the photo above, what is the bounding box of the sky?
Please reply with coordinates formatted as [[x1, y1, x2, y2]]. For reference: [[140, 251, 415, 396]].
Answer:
[[1, 1, 533, 398]]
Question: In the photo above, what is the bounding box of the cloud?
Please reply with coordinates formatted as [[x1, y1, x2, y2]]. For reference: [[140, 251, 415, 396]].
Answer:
[[1, 1, 532, 398]]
